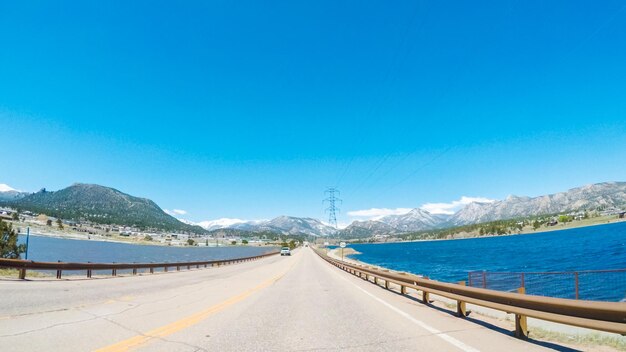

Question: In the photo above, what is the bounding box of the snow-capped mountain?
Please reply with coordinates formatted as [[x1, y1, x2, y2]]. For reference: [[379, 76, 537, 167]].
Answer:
[[195, 218, 265, 231], [378, 208, 446, 232], [341, 220, 397, 238], [339, 208, 448, 238], [255, 216, 338, 237], [0, 184, 29, 201], [189, 216, 337, 236], [449, 182, 626, 225]]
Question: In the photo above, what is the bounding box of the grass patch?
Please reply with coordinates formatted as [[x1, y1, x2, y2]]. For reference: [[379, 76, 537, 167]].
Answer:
[[0, 268, 51, 278], [529, 326, 626, 351]]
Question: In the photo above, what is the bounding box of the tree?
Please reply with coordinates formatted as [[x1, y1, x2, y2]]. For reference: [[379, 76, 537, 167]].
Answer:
[[56, 218, 64, 230], [46, 219, 52, 226], [533, 220, 541, 230], [144, 235, 153, 241], [558, 215, 572, 223], [288, 240, 296, 250], [187, 238, 195, 246], [1, 220, 26, 259], [231, 240, 237, 245], [11, 212, 18, 221], [242, 239, 248, 245]]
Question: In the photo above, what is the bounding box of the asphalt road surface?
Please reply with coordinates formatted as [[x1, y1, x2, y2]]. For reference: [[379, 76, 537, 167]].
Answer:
[[0, 247, 560, 351]]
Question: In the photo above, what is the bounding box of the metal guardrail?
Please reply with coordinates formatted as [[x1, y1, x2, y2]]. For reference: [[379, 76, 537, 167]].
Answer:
[[0, 250, 280, 279], [314, 248, 626, 338]]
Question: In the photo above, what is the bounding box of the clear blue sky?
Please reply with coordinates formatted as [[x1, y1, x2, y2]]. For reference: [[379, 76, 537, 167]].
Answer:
[[1, 1, 625, 226]]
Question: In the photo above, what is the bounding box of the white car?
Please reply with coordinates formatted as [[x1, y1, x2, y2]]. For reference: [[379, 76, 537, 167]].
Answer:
[[280, 247, 291, 256]]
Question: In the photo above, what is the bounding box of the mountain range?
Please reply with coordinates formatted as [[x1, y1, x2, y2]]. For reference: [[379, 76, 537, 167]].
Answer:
[[192, 216, 337, 237], [1, 181, 624, 238], [446, 182, 626, 226], [338, 182, 626, 237]]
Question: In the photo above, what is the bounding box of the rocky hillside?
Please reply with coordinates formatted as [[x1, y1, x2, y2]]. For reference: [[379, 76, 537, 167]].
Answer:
[[341, 220, 397, 238], [449, 182, 626, 226], [232, 216, 337, 237], [340, 182, 626, 238]]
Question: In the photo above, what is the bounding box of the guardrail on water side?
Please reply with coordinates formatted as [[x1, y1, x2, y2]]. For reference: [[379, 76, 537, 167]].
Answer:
[[314, 248, 626, 338], [0, 250, 280, 280]]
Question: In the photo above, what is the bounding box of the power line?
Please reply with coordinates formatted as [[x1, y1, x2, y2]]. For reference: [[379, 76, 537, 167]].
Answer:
[[323, 188, 342, 229]]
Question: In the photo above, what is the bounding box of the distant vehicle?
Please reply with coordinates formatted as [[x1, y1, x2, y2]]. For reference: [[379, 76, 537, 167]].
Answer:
[[280, 247, 291, 256]]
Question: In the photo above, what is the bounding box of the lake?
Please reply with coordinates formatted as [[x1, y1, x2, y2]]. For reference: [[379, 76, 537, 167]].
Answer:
[[348, 221, 626, 301], [17, 234, 276, 264]]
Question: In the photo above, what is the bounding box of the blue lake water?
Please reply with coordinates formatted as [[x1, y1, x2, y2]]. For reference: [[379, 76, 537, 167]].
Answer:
[[348, 221, 626, 301], [17, 235, 276, 263]]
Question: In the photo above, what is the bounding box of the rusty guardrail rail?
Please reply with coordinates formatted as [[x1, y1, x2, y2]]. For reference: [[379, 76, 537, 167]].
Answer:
[[0, 250, 280, 280], [314, 248, 626, 338]]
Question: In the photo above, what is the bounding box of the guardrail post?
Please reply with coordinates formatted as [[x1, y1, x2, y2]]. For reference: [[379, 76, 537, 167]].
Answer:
[[112, 269, 117, 276], [374, 276, 378, 285], [422, 291, 430, 304], [19, 268, 26, 279], [575, 272, 579, 300], [164, 266, 168, 272], [385, 279, 390, 289], [456, 281, 468, 317], [177, 266, 180, 271], [150, 267, 154, 274], [515, 287, 529, 339], [56, 260, 62, 279], [401, 285, 407, 294], [482, 271, 487, 289]]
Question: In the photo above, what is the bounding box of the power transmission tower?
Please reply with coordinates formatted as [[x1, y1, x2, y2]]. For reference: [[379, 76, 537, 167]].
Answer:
[[324, 188, 342, 229]]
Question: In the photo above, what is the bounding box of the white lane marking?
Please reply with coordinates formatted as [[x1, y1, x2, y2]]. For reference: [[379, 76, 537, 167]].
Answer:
[[328, 264, 481, 352]]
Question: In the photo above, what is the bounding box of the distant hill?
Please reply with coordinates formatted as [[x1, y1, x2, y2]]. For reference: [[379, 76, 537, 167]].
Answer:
[[2, 183, 207, 234]]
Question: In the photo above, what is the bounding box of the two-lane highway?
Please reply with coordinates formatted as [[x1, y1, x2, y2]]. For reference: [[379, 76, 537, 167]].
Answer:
[[0, 248, 555, 351]]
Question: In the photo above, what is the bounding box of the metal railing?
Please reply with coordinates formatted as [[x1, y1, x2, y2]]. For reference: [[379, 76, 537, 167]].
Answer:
[[314, 249, 626, 338], [468, 269, 626, 302], [0, 250, 280, 279]]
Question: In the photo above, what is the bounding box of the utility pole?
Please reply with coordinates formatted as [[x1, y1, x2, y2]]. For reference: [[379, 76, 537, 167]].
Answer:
[[323, 188, 342, 229]]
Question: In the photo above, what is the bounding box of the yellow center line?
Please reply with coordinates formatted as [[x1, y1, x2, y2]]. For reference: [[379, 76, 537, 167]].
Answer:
[[95, 257, 297, 352]]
